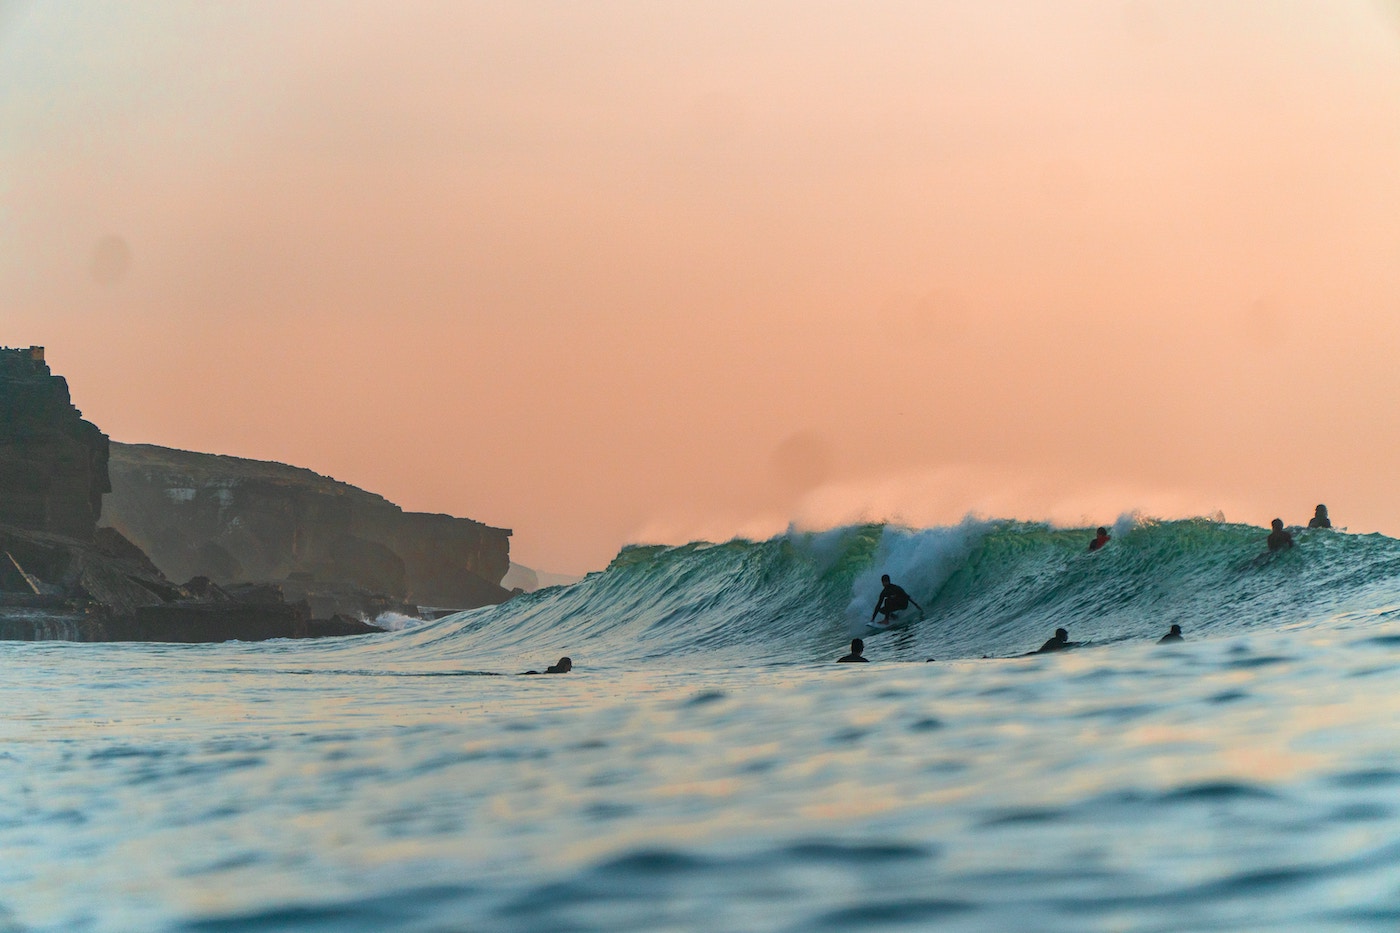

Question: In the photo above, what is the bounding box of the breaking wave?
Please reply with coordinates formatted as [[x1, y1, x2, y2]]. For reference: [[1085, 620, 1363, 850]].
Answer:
[[348, 518, 1400, 667]]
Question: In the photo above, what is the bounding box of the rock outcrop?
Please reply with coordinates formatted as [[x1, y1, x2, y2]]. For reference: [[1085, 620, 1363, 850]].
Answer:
[[0, 347, 109, 540], [0, 522, 385, 642], [102, 443, 514, 610], [0, 349, 403, 643]]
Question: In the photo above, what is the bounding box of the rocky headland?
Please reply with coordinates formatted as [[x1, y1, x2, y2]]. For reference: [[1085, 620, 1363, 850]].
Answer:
[[0, 346, 109, 539], [0, 347, 514, 642], [102, 443, 514, 612]]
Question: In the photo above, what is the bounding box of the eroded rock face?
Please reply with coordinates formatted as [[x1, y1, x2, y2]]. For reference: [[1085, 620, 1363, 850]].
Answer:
[[0, 352, 405, 642], [0, 347, 110, 540], [102, 443, 513, 610]]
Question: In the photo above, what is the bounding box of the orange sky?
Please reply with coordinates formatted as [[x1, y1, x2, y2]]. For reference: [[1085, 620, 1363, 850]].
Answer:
[[4, 2, 1400, 573]]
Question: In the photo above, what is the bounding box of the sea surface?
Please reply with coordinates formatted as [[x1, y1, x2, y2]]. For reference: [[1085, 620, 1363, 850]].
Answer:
[[4, 519, 1400, 931]]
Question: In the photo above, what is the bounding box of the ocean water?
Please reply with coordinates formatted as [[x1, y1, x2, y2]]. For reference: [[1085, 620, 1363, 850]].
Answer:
[[4, 519, 1400, 931]]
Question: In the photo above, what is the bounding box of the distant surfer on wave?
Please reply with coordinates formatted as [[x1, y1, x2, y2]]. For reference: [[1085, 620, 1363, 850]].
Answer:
[[1157, 624, 1184, 644], [1088, 526, 1111, 551], [522, 656, 572, 674], [871, 574, 923, 626], [1267, 518, 1293, 552], [837, 638, 868, 662], [1308, 504, 1332, 529]]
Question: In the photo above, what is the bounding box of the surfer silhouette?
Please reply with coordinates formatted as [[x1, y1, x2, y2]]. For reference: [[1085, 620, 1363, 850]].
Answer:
[[1157, 624, 1184, 644], [1308, 504, 1332, 529], [1267, 518, 1294, 552], [522, 656, 572, 674], [1034, 627, 1075, 654], [871, 575, 923, 625], [837, 638, 869, 662], [1088, 527, 1111, 551]]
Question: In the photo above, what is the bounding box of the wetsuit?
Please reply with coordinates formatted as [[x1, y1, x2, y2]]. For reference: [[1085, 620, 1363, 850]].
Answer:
[[1089, 533, 1110, 551], [1035, 631, 1076, 653], [873, 583, 912, 621], [1267, 529, 1293, 551], [837, 652, 868, 663], [1157, 630, 1184, 644]]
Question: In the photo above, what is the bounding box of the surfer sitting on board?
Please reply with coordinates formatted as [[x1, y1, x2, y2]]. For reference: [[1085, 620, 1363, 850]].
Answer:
[[871, 574, 923, 626], [1308, 504, 1331, 529], [1267, 518, 1293, 552], [837, 638, 869, 662]]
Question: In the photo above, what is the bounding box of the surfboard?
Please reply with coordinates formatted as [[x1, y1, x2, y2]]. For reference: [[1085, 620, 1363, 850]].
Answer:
[[865, 612, 922, 635]]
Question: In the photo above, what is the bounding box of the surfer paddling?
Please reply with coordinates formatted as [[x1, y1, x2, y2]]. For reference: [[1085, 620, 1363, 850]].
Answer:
[[870, 575, 923, 626], [1032, 627, 1077, 654]]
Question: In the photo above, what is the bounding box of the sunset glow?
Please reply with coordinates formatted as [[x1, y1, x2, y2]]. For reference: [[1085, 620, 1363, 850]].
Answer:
[[5, 2, 1399, 572]]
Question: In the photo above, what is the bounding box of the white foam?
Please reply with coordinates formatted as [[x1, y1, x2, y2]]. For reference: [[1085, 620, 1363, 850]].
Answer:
[[845, 518, 991, 631], [373, 611, 429, 632]]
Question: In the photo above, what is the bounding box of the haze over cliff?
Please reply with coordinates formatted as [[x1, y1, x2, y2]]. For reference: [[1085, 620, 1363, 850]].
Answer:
[[102, 443, 514, 610]]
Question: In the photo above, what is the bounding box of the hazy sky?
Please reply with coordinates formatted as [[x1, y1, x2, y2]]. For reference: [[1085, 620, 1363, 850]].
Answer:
[[4, 1, 1400, 572]]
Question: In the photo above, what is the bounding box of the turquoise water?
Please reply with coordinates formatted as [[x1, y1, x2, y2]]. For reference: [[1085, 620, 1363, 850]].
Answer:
[[4, 520, 1400, 931]]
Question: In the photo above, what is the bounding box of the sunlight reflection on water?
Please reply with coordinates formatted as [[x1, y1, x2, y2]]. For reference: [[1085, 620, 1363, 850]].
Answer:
[[2, 622, 1400, 931]]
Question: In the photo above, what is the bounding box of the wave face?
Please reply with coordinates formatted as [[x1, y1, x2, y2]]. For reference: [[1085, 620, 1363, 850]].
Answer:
[[382, 519, 1400, 666]]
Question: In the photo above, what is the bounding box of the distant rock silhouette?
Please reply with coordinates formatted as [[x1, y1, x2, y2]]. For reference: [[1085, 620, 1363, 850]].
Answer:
[[103, 443, 514, 612], [0, 346, 109, 540]]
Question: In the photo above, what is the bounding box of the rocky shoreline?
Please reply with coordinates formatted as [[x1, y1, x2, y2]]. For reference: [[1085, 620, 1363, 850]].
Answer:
[[0, 346, 514, 643]]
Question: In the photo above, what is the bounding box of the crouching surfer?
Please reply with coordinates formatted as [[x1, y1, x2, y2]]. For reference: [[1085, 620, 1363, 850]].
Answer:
[[837, 638, 869, 662], [522, 656, 572, 675], [871, 575, 923, 626]]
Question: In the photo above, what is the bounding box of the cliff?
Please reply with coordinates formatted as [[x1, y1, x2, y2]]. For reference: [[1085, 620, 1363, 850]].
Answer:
[[0, 347, 110, 540], [0, 349, 401, 642], [0, 521, 386, 642], [102, 443, 513, 610]]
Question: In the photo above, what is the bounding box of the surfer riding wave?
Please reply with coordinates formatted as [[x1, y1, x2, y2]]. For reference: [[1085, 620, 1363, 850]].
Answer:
[[871, 574, 923, 626]]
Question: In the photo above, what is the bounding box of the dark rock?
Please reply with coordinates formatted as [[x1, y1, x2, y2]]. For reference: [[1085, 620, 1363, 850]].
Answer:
[[0, 346, 109, 540], [308, 614, 386, 637], [92, 526, 165, 578], [124, 600, 309, 642], [0, 353, 412, 643], [221, 581, 289, 605], [182, 575, 231, 601]]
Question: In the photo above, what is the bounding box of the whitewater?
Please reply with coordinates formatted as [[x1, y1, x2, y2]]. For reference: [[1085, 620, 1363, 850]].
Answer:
[[4, 517, 1400, 931]]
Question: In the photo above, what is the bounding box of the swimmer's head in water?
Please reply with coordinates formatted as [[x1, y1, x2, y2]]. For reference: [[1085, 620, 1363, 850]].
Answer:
[[850, 638, 864, 654], [1055, 628, 1068, 641], [1272, 518, 1284, 531], [880, 574, 890, 584], [1169, 624, 1181, 635]]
